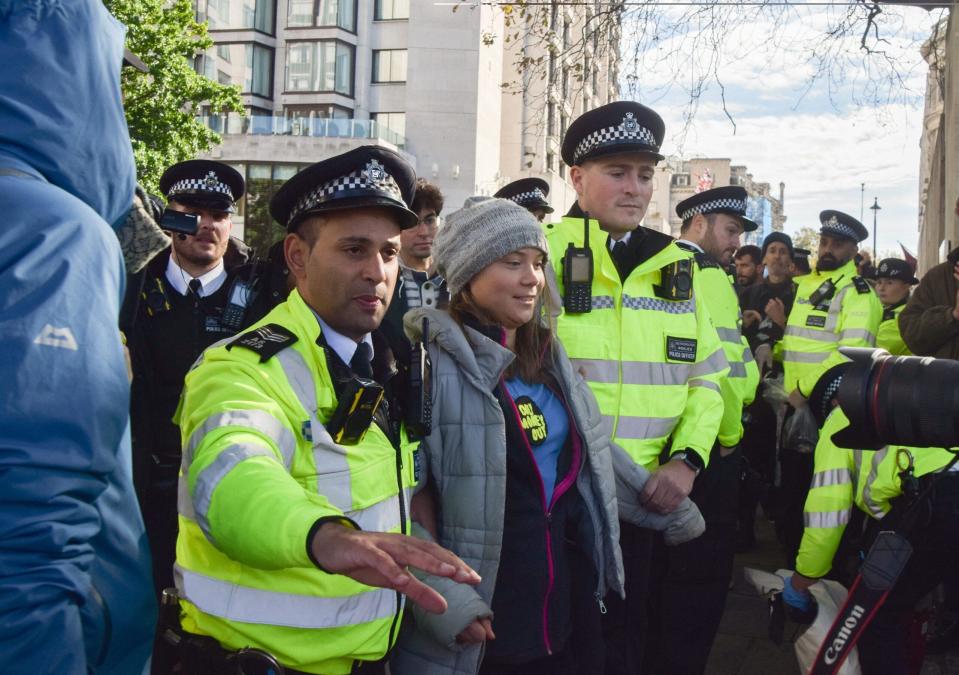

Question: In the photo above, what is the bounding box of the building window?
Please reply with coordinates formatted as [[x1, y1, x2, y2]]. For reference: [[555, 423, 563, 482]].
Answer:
[[196, 43, 274, 98], [371, 112, 406, 147], [243, 163, 303, 255], [372, 49, 407, 83], [287, 0, 355, 30], [547, 102, 556, 137], [285, 40, 354, 95], [672, 174, 691, 187], [374, 0, 409, 20], [197, 0, 276, 34]]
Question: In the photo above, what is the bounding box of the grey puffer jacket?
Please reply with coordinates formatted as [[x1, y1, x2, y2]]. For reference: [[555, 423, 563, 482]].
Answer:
[[391, 309, 705, 675]]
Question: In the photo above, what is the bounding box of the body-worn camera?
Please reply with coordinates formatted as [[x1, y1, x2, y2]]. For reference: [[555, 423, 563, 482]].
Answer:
[[808, 275, 842, 307], [833, 347, 959, 450], [326, 378, 384, 445], [655, 258, 693, 301]]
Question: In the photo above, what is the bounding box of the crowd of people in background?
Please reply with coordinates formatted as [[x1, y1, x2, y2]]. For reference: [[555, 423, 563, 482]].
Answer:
[[5, 3, 959, 675]]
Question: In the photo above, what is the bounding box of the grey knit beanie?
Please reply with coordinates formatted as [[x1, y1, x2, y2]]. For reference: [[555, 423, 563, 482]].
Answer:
[[433, 196, 549, 296]]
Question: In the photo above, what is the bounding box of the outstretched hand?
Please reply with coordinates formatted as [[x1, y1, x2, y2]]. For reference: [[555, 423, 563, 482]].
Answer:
[[310, 522, 481, 614]]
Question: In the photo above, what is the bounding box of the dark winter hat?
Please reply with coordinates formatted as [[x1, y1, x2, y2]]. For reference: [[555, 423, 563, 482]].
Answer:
[[160, 159, 244, 213], [762, 231, 794, 258], [562, 101, 665, 166], [494, 177, 554, 214], [808, 363, 851, 428], [675, 185, 758, 232], [270, 146, 418, 231], [819, 210, 869, 243], [875, 258, 918, 285]]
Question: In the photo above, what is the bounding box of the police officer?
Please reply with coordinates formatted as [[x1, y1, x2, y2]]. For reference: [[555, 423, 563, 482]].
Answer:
[[874, 258, 918, 355], [168, 146, 478, 675], [784, 364, 959, 675], [127, 159, 255, 596], [494, 177, 555, 222], [640, 187, 761, 672], [544, 101, 728, 675], [776, 210, 882, 565]]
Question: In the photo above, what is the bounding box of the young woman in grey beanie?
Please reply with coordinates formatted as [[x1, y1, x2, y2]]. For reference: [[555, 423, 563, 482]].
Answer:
[[390, 197, 705, 675]]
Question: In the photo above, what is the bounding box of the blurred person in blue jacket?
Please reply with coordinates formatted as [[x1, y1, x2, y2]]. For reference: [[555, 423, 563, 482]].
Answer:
[[0, 0, 157, 673]]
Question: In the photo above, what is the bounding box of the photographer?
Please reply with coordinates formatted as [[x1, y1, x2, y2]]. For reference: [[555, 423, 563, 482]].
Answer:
[[783, 358, 959, 675], [899, 246, 959, 359]]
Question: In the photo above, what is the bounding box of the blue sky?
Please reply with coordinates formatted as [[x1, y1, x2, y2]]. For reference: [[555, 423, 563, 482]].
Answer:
[[620, 2, 946, 257]]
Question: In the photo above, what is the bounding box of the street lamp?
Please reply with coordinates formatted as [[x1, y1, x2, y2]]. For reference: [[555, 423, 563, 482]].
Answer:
[[869, 197, 881, 261]]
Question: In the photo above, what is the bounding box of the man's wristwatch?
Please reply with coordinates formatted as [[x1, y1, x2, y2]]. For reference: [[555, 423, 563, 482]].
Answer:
[[669, 450, 704, 476]]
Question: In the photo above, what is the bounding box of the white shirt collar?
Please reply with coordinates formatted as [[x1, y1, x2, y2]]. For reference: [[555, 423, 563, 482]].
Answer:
[[314, 314, 374, 367], [165, 255, 227, 297], [677, 238, 704, 253], [607, 229, 632, 251]]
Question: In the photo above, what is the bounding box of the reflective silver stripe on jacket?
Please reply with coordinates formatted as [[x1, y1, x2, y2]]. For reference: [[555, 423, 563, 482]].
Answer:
[[690, 347, 728, 378], [192, 443, 277, 542], [861, 448, 889, 517], [622, 294, 696, 315], [838, 328, 876, 344], [606, 414, 678, 440], [728, 362, 748, 378], [783, 350, 829, 364], [811, 467, 853, 489], [716, 327, 742, 342], [803, 509, 851, 528], [275, 347, 354, 511], [689, 378, 721, 394], [785, 326, 837, 343], [182, 409, 296, 471], [571, 358, 693, 386], [175, 565, 399, 629]]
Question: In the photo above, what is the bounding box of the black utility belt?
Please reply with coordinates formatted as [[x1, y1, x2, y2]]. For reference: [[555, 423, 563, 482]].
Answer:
[[163, 623, 314, 675]]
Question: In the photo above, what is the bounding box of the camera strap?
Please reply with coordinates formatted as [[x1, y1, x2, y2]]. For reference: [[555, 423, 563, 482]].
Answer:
[[808, 451, 959, 675]]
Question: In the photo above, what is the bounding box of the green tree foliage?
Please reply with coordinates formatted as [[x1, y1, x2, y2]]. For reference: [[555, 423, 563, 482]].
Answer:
[[106, 0, 243, 194], [791, 226, 820, 255]]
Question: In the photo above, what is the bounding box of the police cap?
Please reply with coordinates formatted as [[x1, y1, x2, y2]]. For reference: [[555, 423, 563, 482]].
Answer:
[[876, 258, 918, 285], [808, 363, 850, 428], [561, 101, 665, 166], [159, 159, 244, 213], [270, 146, 418, 231], [493, 177, 554, 214], [675, 185, 758, 232], [819, 209, 869, 243]]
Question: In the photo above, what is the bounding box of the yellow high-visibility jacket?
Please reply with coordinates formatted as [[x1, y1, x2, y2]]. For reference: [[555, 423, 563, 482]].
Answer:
[[783, 259, 882, 397], [677, 243, 759, 447], [545, 217, 728, 470], [877, 301, 912, 356], [796, 408, 955, 578], [174, 289, 416, 674]]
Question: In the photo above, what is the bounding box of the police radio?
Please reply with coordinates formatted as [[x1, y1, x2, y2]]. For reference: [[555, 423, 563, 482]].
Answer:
[[562, 212, 594, 313], [405, 317, 433, 438], [654, 258, 693, 301], [220, 278, 254, 331], [808, 275, 843, 307]]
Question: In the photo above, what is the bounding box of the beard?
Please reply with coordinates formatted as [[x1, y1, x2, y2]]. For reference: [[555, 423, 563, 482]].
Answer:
[[817, 254, 842, 271]]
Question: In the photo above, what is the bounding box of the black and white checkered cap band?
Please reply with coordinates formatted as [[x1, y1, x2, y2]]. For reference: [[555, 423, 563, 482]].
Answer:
[[574, 122, 657, 164], [509, 189, 547, 204], [821, 220, 858, 240], [289, 168, 404, 225], [168, 177, 233, 200], [679, 198, 747, 222]]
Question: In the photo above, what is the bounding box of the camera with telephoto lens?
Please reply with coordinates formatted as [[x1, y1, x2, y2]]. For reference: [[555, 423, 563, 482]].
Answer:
[[831, 347, 959, 450]]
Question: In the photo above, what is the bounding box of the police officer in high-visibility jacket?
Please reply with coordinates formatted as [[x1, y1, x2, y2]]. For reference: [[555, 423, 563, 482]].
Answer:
[[544, 101, 729, 675], [170, 146, 479, 675], [776, 210, 882, 566], [783, 363, 959, 675], [874, 257, 918, 356]]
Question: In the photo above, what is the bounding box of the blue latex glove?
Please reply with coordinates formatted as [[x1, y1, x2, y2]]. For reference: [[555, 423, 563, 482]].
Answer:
[[782, 575, 813, 611]]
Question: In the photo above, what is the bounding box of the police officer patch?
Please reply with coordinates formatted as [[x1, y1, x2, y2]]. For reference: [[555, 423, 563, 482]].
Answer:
[[227, 323, 298, 362], [806, 315, 827, 328], [666, 336, 697, 363]]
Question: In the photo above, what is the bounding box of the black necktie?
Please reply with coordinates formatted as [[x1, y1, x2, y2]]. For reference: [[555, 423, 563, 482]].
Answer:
[[350, 342, 373, 379], [611, 240, 629, 281], [188, 278, 202, 297]]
